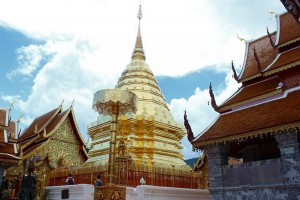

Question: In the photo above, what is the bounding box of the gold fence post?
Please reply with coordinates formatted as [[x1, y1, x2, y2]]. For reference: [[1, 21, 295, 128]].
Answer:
[[190, 169, 193, 188], [171, 165, 175, 187], [151, 160, 154, 185]]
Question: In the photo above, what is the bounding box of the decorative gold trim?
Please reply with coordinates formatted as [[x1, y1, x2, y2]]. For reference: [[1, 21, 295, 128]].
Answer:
[[265, 60, 300, 76], [240, 73, 261, 83], [193, 121, 300, 147], [219, 89, 282, 112], [277, 36, 300, 48]]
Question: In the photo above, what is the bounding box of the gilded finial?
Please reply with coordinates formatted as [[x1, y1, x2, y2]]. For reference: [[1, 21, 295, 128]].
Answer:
[[237, 34, 247, 43], [137, 2, 142, 21], [267, 9, 277, 18], [17, 114, 24, 122], [71, 99, 75, 107], [9, 102, 15, 111], [132, 2, 146, 60]]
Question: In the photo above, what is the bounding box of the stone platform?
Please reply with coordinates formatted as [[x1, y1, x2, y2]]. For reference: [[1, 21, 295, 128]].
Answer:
[[44, 184, 210, 200]]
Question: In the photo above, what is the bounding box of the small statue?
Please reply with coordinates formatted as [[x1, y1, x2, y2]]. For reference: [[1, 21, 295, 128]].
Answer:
[[139, 176, 146, 185], [118, 139, 126, 155]]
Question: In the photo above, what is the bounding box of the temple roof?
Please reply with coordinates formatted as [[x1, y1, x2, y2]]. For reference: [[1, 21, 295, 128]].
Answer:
[[19, 105, 88, 160], [239, 33, 278, 82], [0, 108, 9, 127], [19, 106, 62, 141], [276, 12, 300, 48], [219, 76, 282, 112], [0, 107, 21, 164], [264, 46, 300, 76], [197, 11, 300, 148], [193, 88, 300, 147]]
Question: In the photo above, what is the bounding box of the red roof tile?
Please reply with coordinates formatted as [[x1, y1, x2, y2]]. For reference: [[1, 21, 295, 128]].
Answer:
[[265, 46, 300, 75], [276, 12, 300, 47], [23, 138, 49, 157], [0, 143, 16, 154], [0, 153, 21, 162], [7, 121, 17, 139], [0, 130, 5, 143], [0, 109, 8, 127], [240, 33, 278, 82], [220, 76, 282, 109], [193, 89, 300, 146], [46, 109, 69, 133], [19, 107, 61, 141]]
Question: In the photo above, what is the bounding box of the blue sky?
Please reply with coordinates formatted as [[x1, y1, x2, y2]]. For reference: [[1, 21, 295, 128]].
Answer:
[[0, 0, 286, 159]]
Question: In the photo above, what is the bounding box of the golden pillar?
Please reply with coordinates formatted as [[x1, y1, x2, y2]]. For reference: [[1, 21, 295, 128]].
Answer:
[[92, 89, 138, 186]]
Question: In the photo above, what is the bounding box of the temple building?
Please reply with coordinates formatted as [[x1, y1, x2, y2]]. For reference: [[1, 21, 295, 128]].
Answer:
[[5, 103, 88, 199], [190, 9, 300, 200], [87, 5, 188, 168], [0, 105, 21, 180], [15, 104, 88, 170]]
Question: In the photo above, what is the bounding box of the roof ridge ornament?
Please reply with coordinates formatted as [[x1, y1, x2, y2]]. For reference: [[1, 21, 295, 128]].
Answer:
[[253, 45, 262, 73], [209, 82, 218, 112], [237, 34, 247, 43], [184, 111, 195, 143], [231, 60, 239, 82], [267, 9, 277, 19], [266, 27, 276, 49]]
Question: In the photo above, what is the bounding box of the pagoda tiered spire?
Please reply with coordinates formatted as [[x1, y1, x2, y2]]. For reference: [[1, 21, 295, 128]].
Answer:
[[132, 3, 146, 60]]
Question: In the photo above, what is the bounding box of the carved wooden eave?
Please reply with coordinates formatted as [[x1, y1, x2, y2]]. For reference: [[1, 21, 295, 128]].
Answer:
[[218, 88, 283, 113], [19, 134, 40, 154], [193, 121, 300, 150], [20, 138, 50, 159]]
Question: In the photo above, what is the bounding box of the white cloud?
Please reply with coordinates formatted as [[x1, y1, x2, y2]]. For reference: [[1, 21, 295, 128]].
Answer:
[[0, 0, 286, 156], [7, 44, 53, 79], [169, 68, 240, 159]]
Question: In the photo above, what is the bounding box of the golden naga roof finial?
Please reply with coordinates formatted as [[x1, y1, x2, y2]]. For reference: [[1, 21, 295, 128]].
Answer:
[[71, 98, 75, 107], [267, 9, 277, 18], [17, 114, 24, 122], [237, 34, 247, 43], [9, 101, 15, 111]]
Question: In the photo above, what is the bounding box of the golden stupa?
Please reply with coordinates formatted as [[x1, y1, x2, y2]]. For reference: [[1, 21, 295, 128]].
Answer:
[[87, 5, 187, 167]]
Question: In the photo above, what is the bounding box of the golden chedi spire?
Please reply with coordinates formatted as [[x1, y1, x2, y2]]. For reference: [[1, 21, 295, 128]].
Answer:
[[132, 4, 145, 60]]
